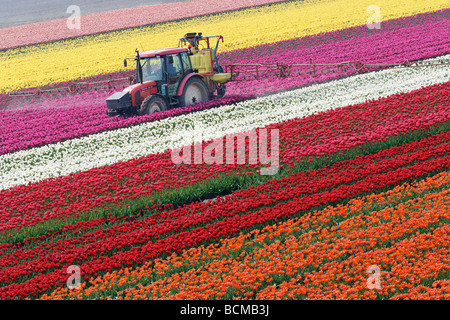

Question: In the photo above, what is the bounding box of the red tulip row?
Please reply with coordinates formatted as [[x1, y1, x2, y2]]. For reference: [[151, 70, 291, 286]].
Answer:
[[1, 82, 449, 237], [5, 111, 446, 254], [4, 128, 450, 264], [36, 169, 450, 300], [1, 128, 450, 299]]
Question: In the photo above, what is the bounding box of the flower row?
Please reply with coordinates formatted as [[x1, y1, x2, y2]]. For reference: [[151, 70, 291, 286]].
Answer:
[[39, 170, 450, 300], [1, 55, 448, 191], [4, 7, 448, 100], [0, 0, 286, 50], [0, 0, 447, 92], [1, 129, 450, 299], [4, 126, 450, 260], [1, 79, 449, 238], [2, 12, 449, 155]]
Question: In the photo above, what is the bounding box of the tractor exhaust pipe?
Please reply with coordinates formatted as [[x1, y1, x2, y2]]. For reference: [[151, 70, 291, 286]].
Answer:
[[136, 49, 143, 84]]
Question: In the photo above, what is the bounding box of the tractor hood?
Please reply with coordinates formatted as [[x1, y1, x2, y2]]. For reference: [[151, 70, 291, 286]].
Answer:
[[123, 81, 157, 94]]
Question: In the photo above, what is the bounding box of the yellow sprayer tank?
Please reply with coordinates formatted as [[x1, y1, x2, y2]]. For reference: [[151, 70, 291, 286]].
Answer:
[[189, 48, 231, 83], [189, 48, 212, 73]]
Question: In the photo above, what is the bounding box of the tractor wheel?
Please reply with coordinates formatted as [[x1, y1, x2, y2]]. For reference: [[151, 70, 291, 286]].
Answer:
[[139, 95, 168, 116], [179, 77, 209, 107]]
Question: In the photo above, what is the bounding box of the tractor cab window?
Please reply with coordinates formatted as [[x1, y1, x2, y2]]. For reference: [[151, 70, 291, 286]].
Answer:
[[140, 57, 163, 82], [166, 54, 183, 96], [180, 52, 192, 73], [166, 54, 183, 77]]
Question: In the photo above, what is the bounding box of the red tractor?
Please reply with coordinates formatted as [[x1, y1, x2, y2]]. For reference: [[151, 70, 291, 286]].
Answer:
[[106, 33, 231, 116]]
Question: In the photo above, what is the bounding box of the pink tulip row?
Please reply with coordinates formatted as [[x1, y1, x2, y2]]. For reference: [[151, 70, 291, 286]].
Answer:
[[1, 12, 448, 155], [220, 17, 449, 96], [0, 70, 135, 107], [0, 94, 248, 155], [0, 0, 286, 50], [220, 7, 450, 65]]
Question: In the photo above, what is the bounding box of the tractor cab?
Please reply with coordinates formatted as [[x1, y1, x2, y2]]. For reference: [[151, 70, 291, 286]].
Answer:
[[138, 55, 163, 83], [106, 33, 231, 117], [136, 47, 193, 97]]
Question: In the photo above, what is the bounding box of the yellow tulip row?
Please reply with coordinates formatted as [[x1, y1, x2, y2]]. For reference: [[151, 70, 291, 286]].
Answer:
[[0, 0, 447, 93]]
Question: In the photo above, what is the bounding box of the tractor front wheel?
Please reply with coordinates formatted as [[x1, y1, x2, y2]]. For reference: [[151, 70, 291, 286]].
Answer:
[[179, 77, 209, 108], [139, 95, 168, 116]]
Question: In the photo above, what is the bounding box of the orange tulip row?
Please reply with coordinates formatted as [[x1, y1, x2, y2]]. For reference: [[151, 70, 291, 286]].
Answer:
[[40, 170, 450, 300]]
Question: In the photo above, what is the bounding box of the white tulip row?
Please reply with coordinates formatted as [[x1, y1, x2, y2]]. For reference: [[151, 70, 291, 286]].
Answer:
[[1, 54, 449, 190]]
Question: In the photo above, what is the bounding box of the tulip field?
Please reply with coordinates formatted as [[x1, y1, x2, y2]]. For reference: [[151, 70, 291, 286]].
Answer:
[[1, 0, 450, 301]]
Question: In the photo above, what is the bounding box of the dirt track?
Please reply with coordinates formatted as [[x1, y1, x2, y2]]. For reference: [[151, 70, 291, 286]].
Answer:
[[0, 0, 189, 28]]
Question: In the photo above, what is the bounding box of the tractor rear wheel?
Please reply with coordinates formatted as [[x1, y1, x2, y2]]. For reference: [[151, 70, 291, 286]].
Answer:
[[139, 95, 168, 116], [179, 77, 209, 107]]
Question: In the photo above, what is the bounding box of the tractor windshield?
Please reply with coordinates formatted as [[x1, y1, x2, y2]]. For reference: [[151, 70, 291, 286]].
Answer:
[[139, 57, 163, 82]]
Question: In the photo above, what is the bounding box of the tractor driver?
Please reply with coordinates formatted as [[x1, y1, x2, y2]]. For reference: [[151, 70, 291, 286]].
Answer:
[[142, 58, 162, 81], [149, 63, 161, 78]]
